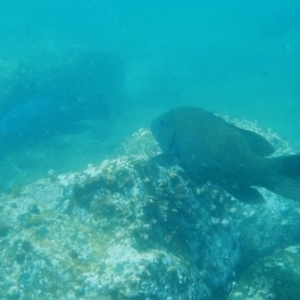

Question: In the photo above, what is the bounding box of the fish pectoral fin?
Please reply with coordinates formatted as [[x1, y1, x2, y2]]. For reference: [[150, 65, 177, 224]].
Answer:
[[234, 126, 275, 156], [148, 152, 181, 168], [225, 183, 266, 205]]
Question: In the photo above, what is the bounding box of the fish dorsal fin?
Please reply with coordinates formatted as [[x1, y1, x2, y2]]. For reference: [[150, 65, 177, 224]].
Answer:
[[234, 126, 275, 156]]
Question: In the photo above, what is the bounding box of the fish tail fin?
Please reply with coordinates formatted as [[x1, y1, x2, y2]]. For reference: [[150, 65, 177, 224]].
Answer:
[[268, 154, 300, 201]]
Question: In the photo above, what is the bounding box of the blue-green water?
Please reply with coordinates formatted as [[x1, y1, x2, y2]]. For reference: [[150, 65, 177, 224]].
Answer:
[[0, 0, 300, 189]]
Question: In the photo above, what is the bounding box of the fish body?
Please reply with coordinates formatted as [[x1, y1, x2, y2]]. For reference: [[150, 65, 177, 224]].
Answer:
[[151, 107, 300, 204], [0, 97, 86, 143], [0, 98, 61, 137]]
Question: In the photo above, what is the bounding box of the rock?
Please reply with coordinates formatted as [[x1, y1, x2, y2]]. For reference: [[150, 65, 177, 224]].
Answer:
[[228, 245, 300, 300], [0, 126, 299, 299]]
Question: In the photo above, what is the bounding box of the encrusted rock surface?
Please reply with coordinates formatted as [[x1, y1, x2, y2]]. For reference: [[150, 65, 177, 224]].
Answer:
[[228, 245, 300, 300], [0, 126, 300, 299]]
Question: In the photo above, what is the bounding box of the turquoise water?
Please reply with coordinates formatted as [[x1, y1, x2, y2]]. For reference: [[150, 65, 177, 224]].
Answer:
[[0, 0, 300, 189]]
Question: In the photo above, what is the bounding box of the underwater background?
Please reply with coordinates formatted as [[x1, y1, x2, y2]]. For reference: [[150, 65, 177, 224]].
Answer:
[[1, 1, 300, 299], [0, 0, 299, 189]]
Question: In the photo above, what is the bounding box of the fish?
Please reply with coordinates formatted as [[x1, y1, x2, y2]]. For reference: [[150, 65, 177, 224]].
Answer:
[[0, 98, 62, 138], [151, 107, 300, 204], [0, 97, 88, 145]]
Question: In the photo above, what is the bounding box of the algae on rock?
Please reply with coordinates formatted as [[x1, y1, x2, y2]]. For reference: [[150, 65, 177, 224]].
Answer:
[[1, 127, 300, 299], [228, 245, 300, 300]]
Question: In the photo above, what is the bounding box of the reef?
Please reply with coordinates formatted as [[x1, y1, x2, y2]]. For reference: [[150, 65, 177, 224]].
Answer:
[[228, 245, 300, 299], [0, 125, 300, 299]]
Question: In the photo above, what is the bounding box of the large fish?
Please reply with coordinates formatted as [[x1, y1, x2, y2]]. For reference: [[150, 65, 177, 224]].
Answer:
[[0, 98, 75, 136], [0, 97, 87, 144], [151, 107, 300, 204]]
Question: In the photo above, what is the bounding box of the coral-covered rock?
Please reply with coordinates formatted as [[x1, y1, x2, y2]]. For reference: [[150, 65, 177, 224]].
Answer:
[[0, 126, 299, 299], [228, 245, 300, 300]]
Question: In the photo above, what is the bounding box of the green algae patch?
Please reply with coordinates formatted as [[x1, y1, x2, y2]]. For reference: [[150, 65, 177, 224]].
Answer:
[[229, 245, 300, 299]]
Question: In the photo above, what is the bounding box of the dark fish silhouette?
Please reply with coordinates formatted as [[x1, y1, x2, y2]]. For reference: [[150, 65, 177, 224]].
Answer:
[[151, 107, 300, 204], [0, 97, 92, 145], [0, 98, 67, 139]]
